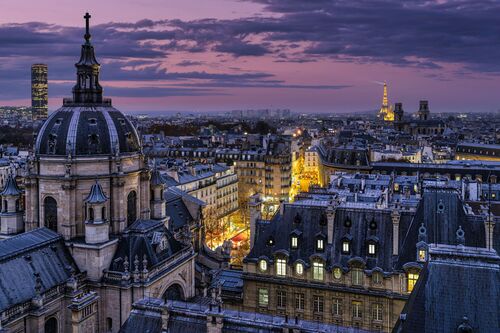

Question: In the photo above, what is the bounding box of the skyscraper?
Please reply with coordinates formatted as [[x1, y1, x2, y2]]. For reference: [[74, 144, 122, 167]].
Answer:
[[31, 64, 48, 120]]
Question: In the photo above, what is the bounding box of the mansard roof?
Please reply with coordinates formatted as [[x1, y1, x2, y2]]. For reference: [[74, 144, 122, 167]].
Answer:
[[0, 228, 79, 312], [109, 219, 185, 274], [246, 202, 411, 272], [394, 244, 500, 333], [397, 187, 489, 269]]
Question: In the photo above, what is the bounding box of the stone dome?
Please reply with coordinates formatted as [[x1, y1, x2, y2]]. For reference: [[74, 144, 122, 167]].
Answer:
[[34, 14, 140, 157]]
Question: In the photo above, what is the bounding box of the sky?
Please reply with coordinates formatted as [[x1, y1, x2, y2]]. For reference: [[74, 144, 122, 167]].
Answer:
[[1, 0, 500, 114]]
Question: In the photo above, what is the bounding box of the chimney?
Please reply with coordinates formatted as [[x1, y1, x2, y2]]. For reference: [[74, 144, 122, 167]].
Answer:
[[391, 210, 401, 255], [249, 194, 262, 249], [326, 200, 337, 244], [484, 213, 495, 250]]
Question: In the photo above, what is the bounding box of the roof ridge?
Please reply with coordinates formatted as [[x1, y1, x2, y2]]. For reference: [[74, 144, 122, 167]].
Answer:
[[0, 228, 62, 263]]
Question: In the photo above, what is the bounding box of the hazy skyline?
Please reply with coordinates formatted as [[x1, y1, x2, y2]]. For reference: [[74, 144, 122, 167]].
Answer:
[[1, 0, 500, 113]]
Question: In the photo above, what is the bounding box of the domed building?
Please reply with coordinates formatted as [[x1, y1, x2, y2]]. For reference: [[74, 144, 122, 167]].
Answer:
[[0, 13, 196, 333], [26, 15, 145, 240]]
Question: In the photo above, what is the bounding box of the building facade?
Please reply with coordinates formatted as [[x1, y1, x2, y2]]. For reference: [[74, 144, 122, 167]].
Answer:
[[0, 15, 196, 333]]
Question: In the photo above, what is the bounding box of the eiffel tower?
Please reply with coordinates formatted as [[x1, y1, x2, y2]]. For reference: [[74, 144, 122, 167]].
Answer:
[[378, 82, 394, 121]]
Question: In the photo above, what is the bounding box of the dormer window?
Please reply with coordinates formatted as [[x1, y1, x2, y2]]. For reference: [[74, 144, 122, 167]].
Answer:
[[291, 236, 298, 249], [352, 268, 363, 286], [316, 238, 324, 251], [418, 248, 427, 262], [312, 261, 324, 281], [368, 243, 376, 256], [259, 259, 268, 272], [333, 267, 342, 280], [276, 258, 286, 277], [295, 262, 304, 276], [342, 241, 350, 254], [372, 271, 382, 284]]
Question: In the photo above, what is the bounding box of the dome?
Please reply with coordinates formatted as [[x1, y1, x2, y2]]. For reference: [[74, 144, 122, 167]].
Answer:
[[34, 13, 140, 157], [35, 106, 140, 156]]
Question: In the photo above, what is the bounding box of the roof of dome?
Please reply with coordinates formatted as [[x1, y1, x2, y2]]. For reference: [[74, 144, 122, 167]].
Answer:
[[34, 12, 141, 158], [35, 106, 140, 156]]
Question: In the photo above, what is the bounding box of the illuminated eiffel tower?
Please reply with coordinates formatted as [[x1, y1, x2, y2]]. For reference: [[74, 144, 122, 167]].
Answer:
[[378, 82, 394, 121]]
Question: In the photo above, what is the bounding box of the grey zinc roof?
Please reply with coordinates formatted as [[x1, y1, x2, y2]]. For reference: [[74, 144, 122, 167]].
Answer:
[[0, 174, 22, 196], [34, 106, 140, 157], [84, 180, 108, 204], [0, 228, 79, 312], [108, 219, 184, 275], [397, 187, 487, 269], [394, 244, 500, 333], [246, 202, 403, 272]]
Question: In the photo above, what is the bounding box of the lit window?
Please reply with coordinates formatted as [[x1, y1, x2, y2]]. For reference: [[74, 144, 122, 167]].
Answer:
[[295, 263, 304, 276], [418, 249, 426, 262], [291, 236, 298, 249], [276, 290, 286, 308], [407, 272, 419, 292], [313, 261, 324, 280], [295, 293, 305, 311], [259, 260, 267, 272], [313, 295, 324, 313], [258, 288, 269, 307], [342, 241, 350, 254], [332, 298, 343, 316], [276, 258, 287, 277], [368, 243, 376, 255], [372, 303, 383, 321], [352, 301, 363, 319], [333, 267, 342, 280], [352, 268, 363, 286], [317, 238, 324, 251]]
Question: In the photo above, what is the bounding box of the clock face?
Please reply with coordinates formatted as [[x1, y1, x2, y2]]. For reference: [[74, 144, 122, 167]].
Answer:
[[333, 268, 342, 280]]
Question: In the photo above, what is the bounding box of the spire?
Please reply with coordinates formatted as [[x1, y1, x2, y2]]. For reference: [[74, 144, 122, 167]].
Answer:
[[84, 12, 92, 43], [70, 12, 104, 105]]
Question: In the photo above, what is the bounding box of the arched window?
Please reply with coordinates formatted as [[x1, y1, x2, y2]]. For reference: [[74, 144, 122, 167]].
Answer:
[[351, 268, 364, 286], [2, 200, 7, 213], [407, 271, 419, 292], [89, 208, 94, 222], [127, 191, 137, 226], [44, 197, 58, 232], [163, 283, 185, 301], [44, 317, 58, 333], [106, 317, 113, 332]]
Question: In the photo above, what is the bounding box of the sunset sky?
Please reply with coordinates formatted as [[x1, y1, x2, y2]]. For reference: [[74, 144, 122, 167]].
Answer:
[[1, 0, 500, 114]]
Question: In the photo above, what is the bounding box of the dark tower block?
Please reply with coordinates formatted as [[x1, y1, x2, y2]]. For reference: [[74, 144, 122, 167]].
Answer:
[[31, 64, 48, 120], [417, 100, 430, 121]]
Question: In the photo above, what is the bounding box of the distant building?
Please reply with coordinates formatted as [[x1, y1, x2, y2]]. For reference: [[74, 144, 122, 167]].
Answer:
[[31, 64, 48, 120], [455, 142, 500, 162], [378, 83, 394, 121]]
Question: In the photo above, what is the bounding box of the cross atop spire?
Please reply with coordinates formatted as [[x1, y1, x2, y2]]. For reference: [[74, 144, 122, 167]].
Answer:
[[84, 12, 92, 43]]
